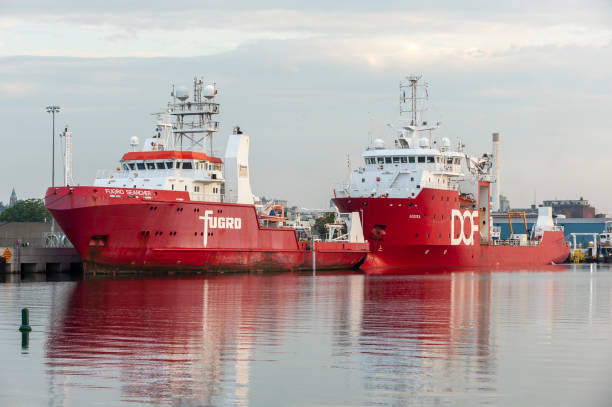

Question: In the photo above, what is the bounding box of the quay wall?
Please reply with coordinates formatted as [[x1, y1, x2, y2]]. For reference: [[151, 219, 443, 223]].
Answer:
[[0, 247, 81, 274]]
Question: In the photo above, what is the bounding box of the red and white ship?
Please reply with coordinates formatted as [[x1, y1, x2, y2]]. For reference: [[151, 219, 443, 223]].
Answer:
[[333, 76, 569, 272], [46, 78, 368, 273]]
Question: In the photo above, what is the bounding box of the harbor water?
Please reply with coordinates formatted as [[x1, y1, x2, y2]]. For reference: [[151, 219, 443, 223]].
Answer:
[[1, 265, 612, 406]]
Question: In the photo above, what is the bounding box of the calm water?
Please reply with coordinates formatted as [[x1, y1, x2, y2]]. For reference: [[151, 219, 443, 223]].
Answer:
[[1, 265, 612, 407]]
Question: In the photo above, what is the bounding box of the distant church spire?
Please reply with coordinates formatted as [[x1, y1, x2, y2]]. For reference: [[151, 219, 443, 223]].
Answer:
[[9, 188, 17, 206]]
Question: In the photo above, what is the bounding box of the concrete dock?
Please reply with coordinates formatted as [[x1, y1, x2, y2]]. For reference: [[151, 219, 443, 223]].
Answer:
[[1, 247, 82, 274]]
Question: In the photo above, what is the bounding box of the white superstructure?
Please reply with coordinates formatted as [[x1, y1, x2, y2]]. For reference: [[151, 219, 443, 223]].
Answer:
[[224, 127, 254, 205], [94, 77, 254, 204], [334, 75, 494, 202]]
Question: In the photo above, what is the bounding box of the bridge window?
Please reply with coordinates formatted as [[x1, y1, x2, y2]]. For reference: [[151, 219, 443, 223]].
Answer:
[[137, 163, 145, 170], [377, 157, 384, 164], [385, 157, 392, 164], [393, 157, 400, 163], [427, 156, 435, 163], [128, 163, 135, 170], [454, 158, 461, 165], [182, 162, 193, 170], [156, 162, 165, 169], [146, 162, 155, 170], [418, 157, 425, 163], [122, 164, 129, 171], [176, 162, 182, 169], [409, 157, 415, 163], [166, 161, 173, 169], [447, 158, 453, 164], [401, 157, 407, 163]]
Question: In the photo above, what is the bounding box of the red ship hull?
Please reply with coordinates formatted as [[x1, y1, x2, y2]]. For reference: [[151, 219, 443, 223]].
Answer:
[[333, 187, 570, 273], [45, 186, 368, 273]]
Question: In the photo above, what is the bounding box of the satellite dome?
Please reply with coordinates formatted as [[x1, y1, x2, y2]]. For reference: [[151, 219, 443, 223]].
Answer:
[[373, 138, 385, 149], [175, 86, 189, 101], [418, 137, 430, 148], [204, 84, 217, 99], [130, 136, 139, 147], [440, 137, 451, 148]]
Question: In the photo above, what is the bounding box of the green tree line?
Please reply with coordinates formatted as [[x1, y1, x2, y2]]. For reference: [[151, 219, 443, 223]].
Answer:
[[0, 199, 52, 222]]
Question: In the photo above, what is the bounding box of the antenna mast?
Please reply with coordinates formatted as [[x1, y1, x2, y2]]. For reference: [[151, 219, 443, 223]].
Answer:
[[399, 75, 428, 126], [168, 77, 219, 155]]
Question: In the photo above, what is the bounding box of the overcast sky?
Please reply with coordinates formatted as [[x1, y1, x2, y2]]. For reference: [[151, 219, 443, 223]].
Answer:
[[1, 0, 611, 212]]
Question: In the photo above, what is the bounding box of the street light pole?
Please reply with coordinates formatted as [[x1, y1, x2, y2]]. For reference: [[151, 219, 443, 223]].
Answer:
[[46, 105, 60, 187], [46, 105, 60, 235]]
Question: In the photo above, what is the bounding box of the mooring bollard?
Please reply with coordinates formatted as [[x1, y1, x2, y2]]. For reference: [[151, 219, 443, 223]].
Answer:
[[19, 308, 32, 332]]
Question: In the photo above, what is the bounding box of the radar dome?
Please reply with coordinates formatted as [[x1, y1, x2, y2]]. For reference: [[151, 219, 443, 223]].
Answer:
[[175, 86, 189, 101], [204, 84, 217, 99], [373, 138, 385, 149], [130, 136, 139, 147], [440, 137, 451, 148]]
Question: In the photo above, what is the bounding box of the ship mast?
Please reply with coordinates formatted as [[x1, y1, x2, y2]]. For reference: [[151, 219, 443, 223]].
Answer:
[[396, 75, 438, 146], [399, 75, 427, 126], [168, 77, 219, 155]]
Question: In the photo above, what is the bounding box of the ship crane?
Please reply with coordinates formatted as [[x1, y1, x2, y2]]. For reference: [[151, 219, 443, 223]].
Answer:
[[466, 154, 493, 178]]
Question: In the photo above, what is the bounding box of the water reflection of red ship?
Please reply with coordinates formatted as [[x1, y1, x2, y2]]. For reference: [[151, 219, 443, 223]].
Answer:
[[44, 266, 573, 404], [45, 276, 307, 405]]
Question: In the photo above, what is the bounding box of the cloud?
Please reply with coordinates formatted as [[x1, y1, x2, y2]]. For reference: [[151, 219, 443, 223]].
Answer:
[[0, 81, 40, 96], [1, 6, 611, 61]]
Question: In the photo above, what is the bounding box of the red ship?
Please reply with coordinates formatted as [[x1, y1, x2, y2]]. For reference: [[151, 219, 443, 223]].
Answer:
[[46, 78, 368, 273], [333, 76, 569, 272]]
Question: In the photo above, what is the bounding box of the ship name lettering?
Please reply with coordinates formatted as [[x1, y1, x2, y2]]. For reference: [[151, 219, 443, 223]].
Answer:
[[126, 189, 152, 196], [103, 188, 152, 197], [450, 209, 479, 246], [199, 210, 243, 248]]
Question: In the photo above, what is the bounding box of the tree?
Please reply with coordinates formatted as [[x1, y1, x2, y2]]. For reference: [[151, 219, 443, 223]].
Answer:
[[0, 199, 51, 222], [313, 212, 345, 238]]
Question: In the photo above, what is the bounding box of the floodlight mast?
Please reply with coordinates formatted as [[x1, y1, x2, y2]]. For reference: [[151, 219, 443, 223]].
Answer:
[[46, 105, 60, 187]]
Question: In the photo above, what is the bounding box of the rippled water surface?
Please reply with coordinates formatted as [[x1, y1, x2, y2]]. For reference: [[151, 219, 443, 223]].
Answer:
[[1, 265, 612, 406]]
